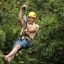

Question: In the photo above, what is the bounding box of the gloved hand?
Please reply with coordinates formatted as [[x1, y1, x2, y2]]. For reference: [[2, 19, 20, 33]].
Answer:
[[21, 4, 27, 10]]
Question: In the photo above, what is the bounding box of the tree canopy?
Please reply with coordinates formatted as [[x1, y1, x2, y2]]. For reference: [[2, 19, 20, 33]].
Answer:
[[0, 0, 64, 64]]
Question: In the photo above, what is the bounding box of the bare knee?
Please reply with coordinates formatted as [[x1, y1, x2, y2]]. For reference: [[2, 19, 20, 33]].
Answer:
[[14, 44, 21, 50]]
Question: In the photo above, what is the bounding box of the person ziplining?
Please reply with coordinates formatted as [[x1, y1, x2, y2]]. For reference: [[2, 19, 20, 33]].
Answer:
[[4, 4, 39, 62]]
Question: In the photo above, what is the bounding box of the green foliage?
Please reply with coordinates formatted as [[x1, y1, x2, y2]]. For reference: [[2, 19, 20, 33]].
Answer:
[[0, 0, 64, 64], [0, 28, 6, 49]]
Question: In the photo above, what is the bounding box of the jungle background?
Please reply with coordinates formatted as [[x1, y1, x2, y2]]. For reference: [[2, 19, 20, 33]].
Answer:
[[0, 0, 64, 64]]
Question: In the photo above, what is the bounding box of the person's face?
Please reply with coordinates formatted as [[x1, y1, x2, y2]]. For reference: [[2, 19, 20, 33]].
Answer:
[[28, 16, 35, 24]]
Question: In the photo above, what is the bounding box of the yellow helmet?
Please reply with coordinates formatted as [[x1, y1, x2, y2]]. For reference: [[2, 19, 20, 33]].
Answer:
[[28, 12, 36, 18]]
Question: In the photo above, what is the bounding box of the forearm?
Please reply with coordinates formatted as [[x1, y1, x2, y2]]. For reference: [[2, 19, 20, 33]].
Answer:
[[25, 28, 36, 33], [18, 9, 23, 20], [18, 7, 24, 26], [27, 29, 36, 33], [18, 4, 27, 25]]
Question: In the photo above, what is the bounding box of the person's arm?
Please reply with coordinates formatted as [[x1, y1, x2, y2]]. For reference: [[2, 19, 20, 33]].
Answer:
[[24, 27, 36, 33], [18, 5, 27, 26], [24, 25, 39, 33]]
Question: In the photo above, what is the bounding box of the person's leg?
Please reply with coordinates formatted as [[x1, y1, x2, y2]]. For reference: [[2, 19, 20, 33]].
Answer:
[[4, 44, 21, 61], [7, 55, 15, 62], [4, 39, 30, 62]]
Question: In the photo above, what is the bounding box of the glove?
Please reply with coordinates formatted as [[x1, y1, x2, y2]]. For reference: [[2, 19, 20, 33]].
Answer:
[[21, 4, 27, 10]]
